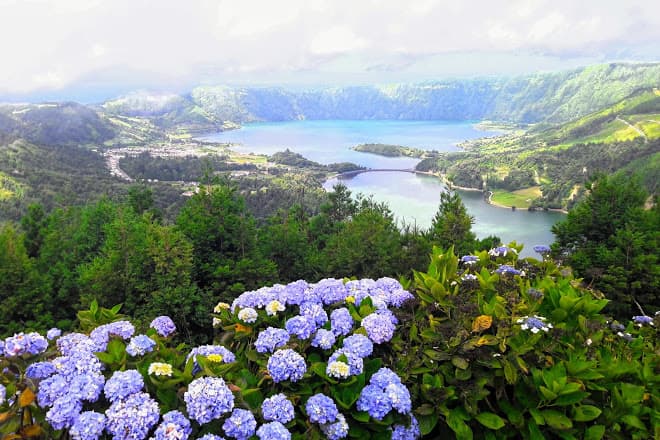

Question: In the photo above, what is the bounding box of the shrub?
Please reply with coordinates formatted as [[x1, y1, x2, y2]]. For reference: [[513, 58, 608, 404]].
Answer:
[[390, 245, 659, 439]]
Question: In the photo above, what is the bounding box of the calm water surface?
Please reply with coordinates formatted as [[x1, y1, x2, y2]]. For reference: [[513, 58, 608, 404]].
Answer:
[[325, 172, 564, 257], [200, 120, 563, 257]]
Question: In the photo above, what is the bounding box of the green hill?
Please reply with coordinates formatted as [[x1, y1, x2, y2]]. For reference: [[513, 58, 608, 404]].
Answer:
[[417, 88, 660, 209]]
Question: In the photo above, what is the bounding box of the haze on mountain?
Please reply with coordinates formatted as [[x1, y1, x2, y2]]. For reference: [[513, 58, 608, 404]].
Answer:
[[1, 0, 659, 102]]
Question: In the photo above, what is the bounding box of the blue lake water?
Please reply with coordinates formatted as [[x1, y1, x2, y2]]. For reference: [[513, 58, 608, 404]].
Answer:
[[200, 120, 563, 257]]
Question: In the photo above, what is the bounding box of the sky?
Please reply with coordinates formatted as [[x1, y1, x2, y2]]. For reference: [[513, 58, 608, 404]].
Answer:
[[1, 0, 659, 100]]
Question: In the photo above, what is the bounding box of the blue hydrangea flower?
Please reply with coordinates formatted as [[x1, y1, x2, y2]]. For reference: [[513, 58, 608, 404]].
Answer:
[[306, 393, 338, 424], [126, 334, 156, 357], [104, 370, 144, 403], [261, 393, 295, 424], [320, 413, 349, 440], [387, 289, 414, 308], [361, 312, 396, 344], [517, 315, 553, 333], [90, 321, 135, 351], [46, 395, 82, 430], [255, 328, 290, 353], [284, 315, 316, 340], [311, 329, 336, 350], [187, 345, 236, 374], [150, 316, 177, 337], [0, 384, 5, 405], [461, 273, 478, 282], [533, 245, 551, 255], [105, 392, 160, 440], [376, 277, 403, 291], [330, 308, 353, 336], [369, 368, 401, 388], [278, 280, 309, 306], [152, 410, 192, 440], [3, 332, 48, 357], [310, 278, 348, 305], [69, 411, 106, 440], [197, 435, 226, 440], [26, 361, 57, 380], [256, 422, 291, 440], [300, 302, 329, 326], [328, 349, 363, 376], [489, 246, 517, 257], [267, 349, 306, 383], [184, 377, 234, 424], [495, 265, 522, 276], [391, 416, 420, 440], [46, 328, 62, 340], [37, 374, 69, 407], [356, 384, 392, 420], [385, 383, 412, 414], [342, 334, 373, 357], [69, 372, 105, 403], [223, 409, 257, 440], [460, 255, 479, 264], [632, 315, 654, 327], [57, 333, 97, 356]]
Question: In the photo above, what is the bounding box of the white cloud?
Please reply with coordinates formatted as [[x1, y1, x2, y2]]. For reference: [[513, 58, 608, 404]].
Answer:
[[0, 0, 658, 95]]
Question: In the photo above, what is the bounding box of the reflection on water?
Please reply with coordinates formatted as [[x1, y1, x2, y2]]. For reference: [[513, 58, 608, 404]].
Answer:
[[325, 172, 564, 258]]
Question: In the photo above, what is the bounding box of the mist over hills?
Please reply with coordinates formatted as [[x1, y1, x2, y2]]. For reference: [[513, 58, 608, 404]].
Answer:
[[100, 62, 660, 126]]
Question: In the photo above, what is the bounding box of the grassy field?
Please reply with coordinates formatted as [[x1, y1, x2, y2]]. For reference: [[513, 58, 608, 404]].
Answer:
[[491, 186, 542, 209]]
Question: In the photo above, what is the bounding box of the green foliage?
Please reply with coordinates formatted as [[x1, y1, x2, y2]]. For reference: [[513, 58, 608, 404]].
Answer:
[[429, 189, 477, 256], [552, 173, 659, 318], [395, 246, 659, 439]]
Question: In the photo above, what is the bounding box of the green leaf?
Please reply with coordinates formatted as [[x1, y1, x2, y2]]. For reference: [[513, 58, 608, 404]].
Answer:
[[572, 405, 601, 422], [417, 412, 439, 436], [554, 391, 590, 406], [620, 415, 646, 430], [475, 412, 505, 430], [584, 425, 605, 440], [447, 409, 473, 440], [452, 356, 469, 370], [504, 361, 517, 384], [528, 421, 546, 439], [351, 411, 370, 423], [542, 410, 573, 430]]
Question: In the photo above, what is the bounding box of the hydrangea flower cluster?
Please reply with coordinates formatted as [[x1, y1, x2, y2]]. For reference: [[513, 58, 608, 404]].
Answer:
[[223, 408, 257, 440], [3, 332, 48, 357], [150, 316, 177, 337], [489, 246, 518, 257], [495, 264, 522, 276], [90, 321, 135, 351], [357, 368, 412, 421], [517, 315, 553, 333], [151, 410, 192, 440], [632, 315, 654, 327], [533, 245, 551, 255], [105, 392, 160, 439], [267, 349, 307, 383], [256, 421, 291, 440], [126, 334, 156, 357], [461, 255, 479, 264], [306, 393, 339, 424], [261, 393, 295, 424], [184, 377, 234, 424], [255, 327, 290, 353]]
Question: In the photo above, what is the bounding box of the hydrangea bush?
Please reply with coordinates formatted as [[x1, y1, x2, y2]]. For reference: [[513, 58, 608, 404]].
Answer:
[[0, 244, 657, 439], [391, 245, 659, 439], [0, 277, 418, 439]]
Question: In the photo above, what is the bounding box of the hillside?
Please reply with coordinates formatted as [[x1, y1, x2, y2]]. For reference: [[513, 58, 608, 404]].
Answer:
[[101, 63, 660, 127], [417, 88, 660, 209]]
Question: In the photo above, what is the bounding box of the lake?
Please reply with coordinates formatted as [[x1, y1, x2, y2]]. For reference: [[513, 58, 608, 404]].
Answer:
[[200, 120, 563, 257]]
